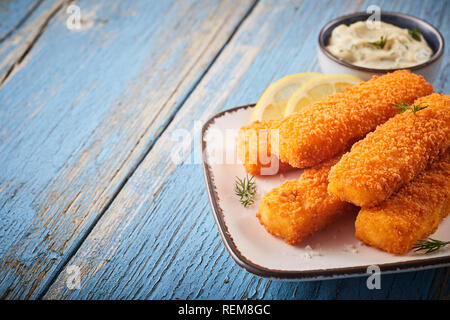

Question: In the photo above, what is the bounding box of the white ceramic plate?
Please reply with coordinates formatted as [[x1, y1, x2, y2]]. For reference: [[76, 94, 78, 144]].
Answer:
[[201, 105, 450, 280]]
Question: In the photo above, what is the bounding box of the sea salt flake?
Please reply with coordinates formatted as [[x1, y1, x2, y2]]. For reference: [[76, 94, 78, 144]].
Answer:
[[344, 244, 359, 254], [302, 245, 322, 259]]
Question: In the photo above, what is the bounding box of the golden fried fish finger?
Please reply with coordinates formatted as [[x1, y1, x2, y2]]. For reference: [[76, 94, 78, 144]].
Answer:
[[277, 70, 433, 168], [257, 155, 357, 245], [355, 149, 450, 254], [328, 93, 450, 207]]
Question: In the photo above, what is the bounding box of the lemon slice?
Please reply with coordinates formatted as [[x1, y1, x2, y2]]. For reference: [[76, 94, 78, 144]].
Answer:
[[251, 73, 322, 121], [284, 74, 362, 116]]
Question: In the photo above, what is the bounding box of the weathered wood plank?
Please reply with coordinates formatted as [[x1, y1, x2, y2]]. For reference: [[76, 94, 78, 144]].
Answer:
[[0, 0, 65, 84], [45, 0, 450, 300], [0, 0, 42, 42], [0, 0, 256, 299]]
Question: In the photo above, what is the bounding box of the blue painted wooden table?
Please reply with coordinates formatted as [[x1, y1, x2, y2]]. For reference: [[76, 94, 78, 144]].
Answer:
[[0, 0, 448, 300]]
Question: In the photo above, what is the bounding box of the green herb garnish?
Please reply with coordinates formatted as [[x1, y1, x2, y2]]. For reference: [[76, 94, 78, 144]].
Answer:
[[234, 175, 256, 207], [391, 102, 411, 113], [412, 238, 450, 254], [408, 27, 422, 41], [369, 36, 387, 49], [391, 102, 428, 114]]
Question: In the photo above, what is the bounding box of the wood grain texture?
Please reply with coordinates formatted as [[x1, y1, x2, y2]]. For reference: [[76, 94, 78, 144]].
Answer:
[[0, 0, 43, 42], [44, 0, 449, 300], [0, 0, 66, 85], [0, 0, 255, 299]]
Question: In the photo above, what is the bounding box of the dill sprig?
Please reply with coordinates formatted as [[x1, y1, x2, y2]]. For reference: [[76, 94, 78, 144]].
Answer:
[[408, 27, 422, 41], [234, 175, 256, 208], [391, 102, 411, 113], [412, 238, 450, 254], [391, 102, 428, 114], [368, 35, 387, 49], [410, 103, 429, 114]]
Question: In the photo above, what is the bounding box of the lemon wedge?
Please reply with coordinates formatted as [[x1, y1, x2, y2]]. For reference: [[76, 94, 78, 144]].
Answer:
[[284, 74, 362, 116], [251, 73, 321, 121]]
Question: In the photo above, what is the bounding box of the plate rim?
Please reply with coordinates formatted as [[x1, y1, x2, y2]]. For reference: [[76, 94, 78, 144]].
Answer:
[[201, 104, 450, 280]]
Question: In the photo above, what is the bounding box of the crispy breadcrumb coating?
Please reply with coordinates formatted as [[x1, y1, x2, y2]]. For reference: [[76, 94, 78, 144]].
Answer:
[[356, 149, 450, 254], [257, 155, 357, 245], [277, 70, 433, 168], [236, 120, 292, 175], [328, 93, 450, 207]]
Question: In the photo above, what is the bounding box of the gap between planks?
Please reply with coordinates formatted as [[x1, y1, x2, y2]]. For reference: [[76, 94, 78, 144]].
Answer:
[[0, 0, 44, 44], [0, 0, 73, 86]]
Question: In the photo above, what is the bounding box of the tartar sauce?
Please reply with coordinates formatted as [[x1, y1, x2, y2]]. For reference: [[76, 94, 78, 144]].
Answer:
[[326, 21, 433, 69]]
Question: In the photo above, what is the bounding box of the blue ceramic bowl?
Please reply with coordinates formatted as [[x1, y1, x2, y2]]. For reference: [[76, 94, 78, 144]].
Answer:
[[318, 11, 444, 81]]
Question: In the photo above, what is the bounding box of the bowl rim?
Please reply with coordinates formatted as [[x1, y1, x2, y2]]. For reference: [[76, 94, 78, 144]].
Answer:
[[318, 11, 445, 73]]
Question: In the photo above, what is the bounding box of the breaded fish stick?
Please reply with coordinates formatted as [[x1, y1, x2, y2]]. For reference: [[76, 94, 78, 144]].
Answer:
[[236, 120, 292, 175], [257, 155, 357, 245], [277, 70, 433, 168], [328, 93, 450, 207], [356, 150, 450, 254]]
